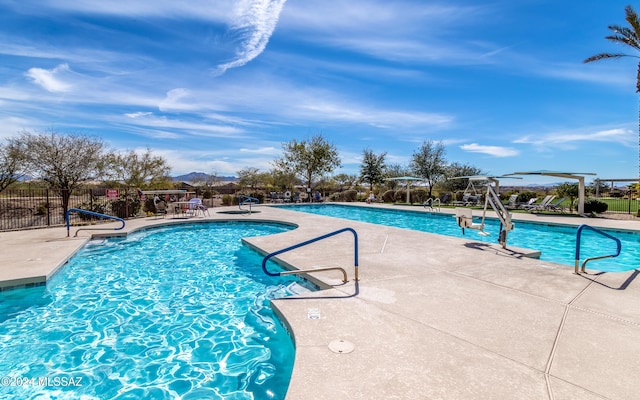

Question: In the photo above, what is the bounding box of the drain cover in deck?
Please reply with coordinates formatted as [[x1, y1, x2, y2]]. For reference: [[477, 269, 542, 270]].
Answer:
[[328, 339, 354, 354]]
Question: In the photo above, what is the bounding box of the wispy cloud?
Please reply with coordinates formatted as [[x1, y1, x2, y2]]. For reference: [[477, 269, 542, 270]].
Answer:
[[122, 112, 245, 138], [25, 63, 72, 92], [239, 146, 280, 155], [216, 0, 287, 74], [514, 128, 634, 147], [460, 143, 519, 157], [280, 1, 495, 65]]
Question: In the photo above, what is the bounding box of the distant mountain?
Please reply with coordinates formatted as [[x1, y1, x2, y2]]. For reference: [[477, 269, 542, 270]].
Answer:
[[173, 172, 237, 182]]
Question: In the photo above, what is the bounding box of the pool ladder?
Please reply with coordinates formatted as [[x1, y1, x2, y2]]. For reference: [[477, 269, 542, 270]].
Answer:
[[262, 227, 359, 283], [574, 224, 621, 274], [423, 198, 440, 211], [65, 208, 126, 237]]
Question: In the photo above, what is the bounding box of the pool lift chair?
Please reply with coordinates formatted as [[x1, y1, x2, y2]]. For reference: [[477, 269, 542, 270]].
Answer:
[[455, 184, 514, 248]]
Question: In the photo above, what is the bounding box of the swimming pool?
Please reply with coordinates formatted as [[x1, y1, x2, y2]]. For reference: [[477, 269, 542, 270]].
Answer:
[[279, 204, 640, 272], [0, 221, 312, 399]]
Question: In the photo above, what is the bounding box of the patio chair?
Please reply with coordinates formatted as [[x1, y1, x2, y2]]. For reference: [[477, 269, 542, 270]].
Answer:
[[518, 197, 538, 210], [505, 194, 519, 209], [525, 195, 556, 212], [155, 200, 167, 218], [187, 198, 203, 217], [546, 197, 567, 212]]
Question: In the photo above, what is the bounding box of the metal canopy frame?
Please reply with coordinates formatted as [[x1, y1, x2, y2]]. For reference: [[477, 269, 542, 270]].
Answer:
[[451, 175, 523, 196], [385, 176, 423, 204], [508, 170, 596, 214]]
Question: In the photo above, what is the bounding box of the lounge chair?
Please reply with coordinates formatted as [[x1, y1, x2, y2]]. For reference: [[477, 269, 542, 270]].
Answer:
[[505, 194, 519, 209], [453, 193, 480, 207], [546, 197, 567, 213], [518, 197, 537, 210], [525, 195, 556, 212]]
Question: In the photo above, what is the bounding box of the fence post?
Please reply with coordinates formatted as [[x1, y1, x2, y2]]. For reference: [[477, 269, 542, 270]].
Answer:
[[46, 189, 51, 226]]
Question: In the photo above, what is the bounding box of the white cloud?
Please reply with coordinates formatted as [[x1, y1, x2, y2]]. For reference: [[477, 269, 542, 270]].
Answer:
[[239, 146, 280, 155], [279, 1, 495, 65], [122, 112, 244, 138], [25, 63, 72, 92], [216, 0, 287, 74], [159, 88, 193, 112], [124, 112, 153, 119], [460, 143, 519, 157], [514, 128, 634, 147]]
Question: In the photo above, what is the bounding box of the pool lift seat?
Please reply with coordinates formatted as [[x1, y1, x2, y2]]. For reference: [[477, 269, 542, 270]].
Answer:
[[455, 184, 514, 248]]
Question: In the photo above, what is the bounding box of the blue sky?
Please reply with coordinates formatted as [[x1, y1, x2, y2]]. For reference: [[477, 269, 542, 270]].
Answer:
[[0, 0, 637, 184]]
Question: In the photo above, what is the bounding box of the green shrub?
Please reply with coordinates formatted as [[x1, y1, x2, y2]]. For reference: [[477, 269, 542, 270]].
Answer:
[[342, 189, 358, 202], [110, 196, 141, 218], [35, 203, 48, 216], [411, 189, 428, 204], [328, 192, 343, 202], [394, 190, 406, 202], [221, 194, 233, 206], [517, 191, 537, 203], [584, 199, 608, 214], [382, 190, 395, 202]]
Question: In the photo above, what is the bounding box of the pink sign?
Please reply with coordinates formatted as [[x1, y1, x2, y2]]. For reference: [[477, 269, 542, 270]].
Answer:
[[106, 189, 119, 199]]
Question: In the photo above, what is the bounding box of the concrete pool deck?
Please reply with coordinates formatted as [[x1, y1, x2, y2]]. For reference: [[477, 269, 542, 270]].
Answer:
[[2, 203, 640, 399]]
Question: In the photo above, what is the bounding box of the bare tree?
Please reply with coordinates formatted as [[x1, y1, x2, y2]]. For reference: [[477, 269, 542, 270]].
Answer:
[[11, 130, 106, 215], [104, 148, 171, 188], [237, 167, 262, 190], [0, 140, 25, 192]]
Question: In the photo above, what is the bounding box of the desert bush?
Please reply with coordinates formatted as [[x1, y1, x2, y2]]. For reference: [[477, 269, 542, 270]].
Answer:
[[382, 190, 395, 202], [342, 189, 358, 202], [221, 194, 233, 206], [584, 199, 608, 214], [394, 190, 406, 202], [516, 191, 537, 203], [411, 189, 429, 204]]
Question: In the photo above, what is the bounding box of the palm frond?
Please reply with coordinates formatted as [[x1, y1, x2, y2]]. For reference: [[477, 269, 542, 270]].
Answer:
[[584, 53, 626, 63], [625, 5, 640, 34], [608, 27, 640, 50]]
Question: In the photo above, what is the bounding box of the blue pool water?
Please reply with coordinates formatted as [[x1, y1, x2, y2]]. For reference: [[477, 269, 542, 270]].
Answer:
[[0, 221, 312, 399], [280, 204, 640, 272]]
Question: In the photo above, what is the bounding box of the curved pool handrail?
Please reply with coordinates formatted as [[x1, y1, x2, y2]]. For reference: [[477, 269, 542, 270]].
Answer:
[[262, 227, 359, 283], [65, 208, 125, 237], [239, 195, 260, 214], [575, 224, 622, 274]]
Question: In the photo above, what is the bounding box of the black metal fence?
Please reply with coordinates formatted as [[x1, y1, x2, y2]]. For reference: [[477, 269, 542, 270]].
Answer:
[[592, 192, 639, 215], [0, 188, 140, 232]]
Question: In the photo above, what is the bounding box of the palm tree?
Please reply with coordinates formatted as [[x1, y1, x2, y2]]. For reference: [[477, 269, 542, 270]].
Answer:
[[584, 5, 640, 185]]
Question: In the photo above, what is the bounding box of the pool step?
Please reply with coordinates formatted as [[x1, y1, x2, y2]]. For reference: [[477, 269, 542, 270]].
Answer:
[[463, 242, 541, 259]]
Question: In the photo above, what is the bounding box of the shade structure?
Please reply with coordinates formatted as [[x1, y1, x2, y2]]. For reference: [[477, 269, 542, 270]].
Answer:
[[450, 175, 523, 195], [385, 176, 423, 204], [507, 170, 596, 214]]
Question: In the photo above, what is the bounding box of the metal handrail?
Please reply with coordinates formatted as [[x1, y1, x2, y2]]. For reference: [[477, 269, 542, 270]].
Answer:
[[65, 208, 125, 237], [239, 195, 259, 213], [574, 224, 622, 274], [423, 198, 441, 211], [262, 227, 359, 282]]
